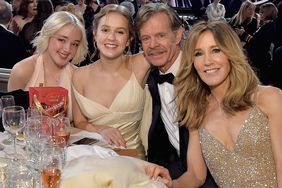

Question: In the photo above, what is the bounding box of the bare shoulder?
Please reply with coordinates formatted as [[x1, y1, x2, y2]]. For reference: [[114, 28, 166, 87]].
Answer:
[[256, 85, 282, 114], [68, 63, 78, 75], [130, 52, 146, 62], [10, 55, 37, 80], [8, 55, 37, 91], [128, 53, 150, 76], [72, 64, 92, 88], [13, 15, 24, 22]]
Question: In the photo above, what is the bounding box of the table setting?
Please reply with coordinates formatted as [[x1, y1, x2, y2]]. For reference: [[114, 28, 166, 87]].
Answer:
[[0, 103, 166, 188]]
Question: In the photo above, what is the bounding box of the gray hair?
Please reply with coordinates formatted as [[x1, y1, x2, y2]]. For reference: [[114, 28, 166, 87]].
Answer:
[[0, 0, 12, 25], [135, 3, 182, 37], [120, 1, 135, 16]]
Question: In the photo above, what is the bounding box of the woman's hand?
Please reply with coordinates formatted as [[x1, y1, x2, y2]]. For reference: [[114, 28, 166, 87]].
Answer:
[[234, 28, 245, 36], [145, 164, 173, 188], [97, 126, 126, 148]]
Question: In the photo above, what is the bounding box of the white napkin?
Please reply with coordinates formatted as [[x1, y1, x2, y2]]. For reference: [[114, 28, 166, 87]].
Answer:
[[66, 145, 118, 162], [60, 155, 167, 188]]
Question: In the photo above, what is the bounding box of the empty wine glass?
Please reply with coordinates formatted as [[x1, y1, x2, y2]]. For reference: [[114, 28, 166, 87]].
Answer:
[[41, 147, 65, 188], [1, 95, 15, 108], [1, 95, 15, 144], [2, 106, 26, 159]]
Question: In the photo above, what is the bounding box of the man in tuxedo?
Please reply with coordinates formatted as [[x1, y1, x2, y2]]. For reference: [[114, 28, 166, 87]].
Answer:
[[0, 0, 29, 69], [136, 3, 187, 180], [136, 3, 217, 187]]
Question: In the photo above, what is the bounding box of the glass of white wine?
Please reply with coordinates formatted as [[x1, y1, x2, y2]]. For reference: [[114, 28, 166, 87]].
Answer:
[[2, 106, 25, 158]]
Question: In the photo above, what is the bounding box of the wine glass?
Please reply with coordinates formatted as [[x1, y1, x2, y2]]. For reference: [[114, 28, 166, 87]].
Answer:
[[41, 147, 65, 188], [2, 106, 26, 158], [1, 95, 15, 144], [0, 95, 15, 107], [52, 117, 71, 145]]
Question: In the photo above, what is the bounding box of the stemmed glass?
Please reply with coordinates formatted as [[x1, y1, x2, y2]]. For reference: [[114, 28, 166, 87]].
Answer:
[[52, 117, 71, 145], [41, 147, 65, 188], [2, 106, 26, 158], [1, 95, 15, 144], [0, 95, 15, 107]]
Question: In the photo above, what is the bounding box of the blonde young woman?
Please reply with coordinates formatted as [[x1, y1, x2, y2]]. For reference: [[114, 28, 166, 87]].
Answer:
[[229, 0, 258, 36], [145, 21, 282, 188], [72, 4, 150, 159], [8, 11, 88, 121]]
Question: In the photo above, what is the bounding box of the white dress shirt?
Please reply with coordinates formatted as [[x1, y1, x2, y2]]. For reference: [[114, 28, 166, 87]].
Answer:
[[157, 52, 182, 156]]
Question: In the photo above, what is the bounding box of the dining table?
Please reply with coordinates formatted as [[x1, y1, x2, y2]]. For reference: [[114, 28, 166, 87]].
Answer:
[[0, 128, 166, 188]]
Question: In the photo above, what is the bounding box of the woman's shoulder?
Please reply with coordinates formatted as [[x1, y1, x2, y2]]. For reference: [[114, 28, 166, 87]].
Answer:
[[129, 53, 145, 62], [13, 15, 24, 22], [11, 55, 37, 76], [72, 63, 93, 82], [255, 85, 282, 114]]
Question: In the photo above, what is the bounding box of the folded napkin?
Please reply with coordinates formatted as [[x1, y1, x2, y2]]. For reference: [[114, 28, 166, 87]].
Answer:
[[60, 155, 166, 188], [66, 145, 118, 162]]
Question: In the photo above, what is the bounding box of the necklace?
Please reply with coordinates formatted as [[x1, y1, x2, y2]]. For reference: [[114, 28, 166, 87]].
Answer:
[[43, 59, 61, 85]]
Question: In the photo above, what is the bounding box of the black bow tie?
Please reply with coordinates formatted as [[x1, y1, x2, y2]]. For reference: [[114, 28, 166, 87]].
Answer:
[[155, 72, 175, 84]]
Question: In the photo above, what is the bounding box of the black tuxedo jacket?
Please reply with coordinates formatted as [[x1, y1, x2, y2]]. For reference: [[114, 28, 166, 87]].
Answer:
[[146, 68, 188, 179], [0, 26, 29, 69], [146, 68, 218, 187]]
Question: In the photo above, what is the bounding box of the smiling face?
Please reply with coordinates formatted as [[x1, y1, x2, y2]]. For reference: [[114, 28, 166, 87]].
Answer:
[[46, 24, 82, 68], [139, 12, 182, 72], [244, 4, 255, 19], [193, 30, 230, 90], [94, 12, 130, 60]]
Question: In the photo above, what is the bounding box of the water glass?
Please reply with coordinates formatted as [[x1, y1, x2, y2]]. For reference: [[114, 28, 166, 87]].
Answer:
[[4, 159, 34, 188]]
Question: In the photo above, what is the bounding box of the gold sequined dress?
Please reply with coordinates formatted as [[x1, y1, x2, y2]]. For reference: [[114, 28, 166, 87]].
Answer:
[[199, 106, 278, 188]]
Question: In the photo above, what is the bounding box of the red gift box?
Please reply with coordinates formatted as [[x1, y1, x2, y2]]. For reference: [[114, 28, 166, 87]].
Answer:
[[29, 87, 68, 117]]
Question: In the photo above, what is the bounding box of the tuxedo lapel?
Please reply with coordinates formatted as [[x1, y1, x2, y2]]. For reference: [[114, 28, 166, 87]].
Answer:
[[147, 68, 162, 141]]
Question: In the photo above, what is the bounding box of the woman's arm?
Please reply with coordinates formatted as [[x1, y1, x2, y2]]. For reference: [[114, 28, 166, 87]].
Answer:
[[257, 86, 282, 187], [172, 129, 207, 188], [8, 56, 36, 92], [145, 129, 207, 188], [72, 68, 126, 147], [131, 52, 151, 87]]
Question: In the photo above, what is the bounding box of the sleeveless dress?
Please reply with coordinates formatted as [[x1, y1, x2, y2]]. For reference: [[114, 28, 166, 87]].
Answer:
[[199, 106, 278, 187], [24, 55, 75, 121], [73, 73, 146, 159]]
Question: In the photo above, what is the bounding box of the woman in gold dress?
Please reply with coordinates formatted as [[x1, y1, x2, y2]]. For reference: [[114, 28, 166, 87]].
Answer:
[[145, 20, 282, 188]]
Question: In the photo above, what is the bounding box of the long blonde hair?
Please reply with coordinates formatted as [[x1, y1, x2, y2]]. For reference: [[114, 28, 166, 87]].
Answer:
[[231, 0, 256, 26], [175, 21, 260, 129]]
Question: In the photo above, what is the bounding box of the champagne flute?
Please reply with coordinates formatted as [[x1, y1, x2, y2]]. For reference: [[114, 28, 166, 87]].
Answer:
[[41, 147, 65, 188], [2, 106, 26, 158]]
